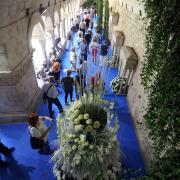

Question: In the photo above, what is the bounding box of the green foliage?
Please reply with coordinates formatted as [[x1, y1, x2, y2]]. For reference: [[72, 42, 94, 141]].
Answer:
[[104, 0, 109, 40], [141, 0, 180, 178], [96, 0, 103, 33], [82, 0, 94, 9]]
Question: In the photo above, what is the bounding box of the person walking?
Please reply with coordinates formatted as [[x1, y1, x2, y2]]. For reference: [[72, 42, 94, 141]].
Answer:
[[79, 19, 86, 37], [54, 37, 63, 53], [66, 29, 73, 50], [61, 70, 74, 105], [70, 47, 77, 71], [90, 37, 100, 64], [79, 38, 88, 61], [84, 29, 92, 48], [28, 113, 53, 155], [100, 40, 108, 67], [74, 69, 86, 100], [50, 59, 61, 83], [44, 76, 63, 118]]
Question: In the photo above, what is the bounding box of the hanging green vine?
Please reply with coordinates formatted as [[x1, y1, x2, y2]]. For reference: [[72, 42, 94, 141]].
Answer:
[[96, 0, 103, 33], [104, 0, 109, 40], [141, 0, 180, 179]]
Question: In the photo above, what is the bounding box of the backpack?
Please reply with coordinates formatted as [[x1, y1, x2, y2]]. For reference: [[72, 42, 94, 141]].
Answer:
[[42, 85, 53, 101]]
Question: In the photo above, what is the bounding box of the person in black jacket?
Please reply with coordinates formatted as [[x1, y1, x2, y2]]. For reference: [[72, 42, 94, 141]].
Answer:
[[0, 142, 15, 168], [61, 70, 74, 105], [84, 29, 92, 48], [74, 69, 86, 100]]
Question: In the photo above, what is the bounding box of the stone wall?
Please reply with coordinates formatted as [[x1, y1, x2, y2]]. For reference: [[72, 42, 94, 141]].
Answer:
[[109, 0, 153, 167]]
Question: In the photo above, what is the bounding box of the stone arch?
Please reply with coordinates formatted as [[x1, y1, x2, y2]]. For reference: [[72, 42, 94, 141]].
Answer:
[[27, 12, 45, 53]]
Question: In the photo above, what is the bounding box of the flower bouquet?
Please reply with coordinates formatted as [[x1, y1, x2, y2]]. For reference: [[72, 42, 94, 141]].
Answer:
[[52, 94, 121, 180], [110, 76, 127, 94]]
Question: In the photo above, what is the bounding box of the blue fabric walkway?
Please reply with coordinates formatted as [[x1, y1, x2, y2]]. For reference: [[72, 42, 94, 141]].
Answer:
[[0, 20, 146, 180]]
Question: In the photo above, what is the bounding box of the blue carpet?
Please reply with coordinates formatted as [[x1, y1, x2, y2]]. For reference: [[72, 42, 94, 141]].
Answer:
[[0, 18, 146, 180]]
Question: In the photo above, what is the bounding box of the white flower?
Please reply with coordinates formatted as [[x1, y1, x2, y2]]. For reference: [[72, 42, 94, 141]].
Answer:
[[84, 141, 89, 147], [93, 121, 101, 129], [84, 113, 89, 120], [86, 125, 93, 132], [112, 166, 118, 173], [89, 145, 94, 150], [86, 119, 92, 125], [107, 170, 112, 176], [75, 125, 83, 131], [78, 114, 84, 120], [72, 145, 77, 150], [74, 118, 80, 124], [72, 134, 76, 138], [73, 109, 79, 117], [74, 138, 79, 143], [75, 159, 80, 165], [80, 134, 86, 142]]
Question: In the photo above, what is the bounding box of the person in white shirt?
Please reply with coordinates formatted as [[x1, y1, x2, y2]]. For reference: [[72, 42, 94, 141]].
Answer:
[[44, 76, 63, 118], [28, 112, 53, 155], [70, 47, 77, 71]]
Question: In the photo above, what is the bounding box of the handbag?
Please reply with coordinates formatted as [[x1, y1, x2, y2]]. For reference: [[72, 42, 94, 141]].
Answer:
[[30, 136, 44, 149]]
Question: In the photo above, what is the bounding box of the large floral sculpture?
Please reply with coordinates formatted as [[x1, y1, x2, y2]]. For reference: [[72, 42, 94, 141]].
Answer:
[[52, 95, 121, 179]]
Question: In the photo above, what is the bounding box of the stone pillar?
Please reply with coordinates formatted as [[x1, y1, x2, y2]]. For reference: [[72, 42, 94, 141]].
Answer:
[[63, 19, 66, 38], [55, 22, 60, 38], [47, 29, 55, 47], [60, 21, 63, 39], [38, 38, 47, 62]]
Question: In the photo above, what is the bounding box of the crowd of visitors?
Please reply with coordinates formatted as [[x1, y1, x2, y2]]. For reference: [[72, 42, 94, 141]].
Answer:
[[0, 4, 110, 169], [0, 3, 110, 170], [36, 3, 109, 117]]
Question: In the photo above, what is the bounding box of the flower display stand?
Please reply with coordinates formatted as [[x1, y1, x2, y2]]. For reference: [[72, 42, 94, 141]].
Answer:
[[53, 95, 121, 180]]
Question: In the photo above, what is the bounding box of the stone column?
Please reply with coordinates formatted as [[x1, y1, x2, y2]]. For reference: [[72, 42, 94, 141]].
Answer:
[[55, 22, 60, 38], [38, 38, 47, 63], [47, 29, 55, 47], [60, 21, 63, 39], [63, 19, 66, 38]]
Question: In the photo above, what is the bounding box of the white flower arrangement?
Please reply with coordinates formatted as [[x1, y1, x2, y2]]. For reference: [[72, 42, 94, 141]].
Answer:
[[52, 95, 121, 180], [110, 76, 127, 93]]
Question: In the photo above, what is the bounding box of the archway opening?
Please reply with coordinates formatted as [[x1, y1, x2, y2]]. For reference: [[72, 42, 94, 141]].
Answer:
[[31, 22, 46, 87]]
